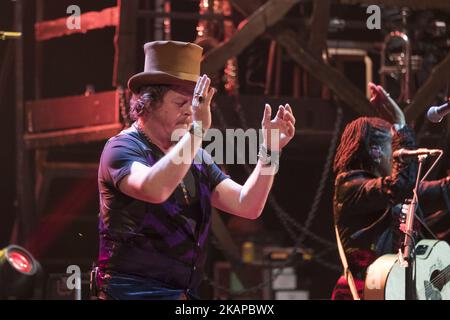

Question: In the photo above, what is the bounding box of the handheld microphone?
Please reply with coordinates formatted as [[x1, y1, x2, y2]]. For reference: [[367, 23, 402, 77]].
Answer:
[[393, 148, 442, 161], [427, 101, 450, 123]]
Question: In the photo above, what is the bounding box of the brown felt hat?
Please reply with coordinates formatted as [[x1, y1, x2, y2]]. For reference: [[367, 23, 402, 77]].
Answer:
[[128, 41, 203, 94]]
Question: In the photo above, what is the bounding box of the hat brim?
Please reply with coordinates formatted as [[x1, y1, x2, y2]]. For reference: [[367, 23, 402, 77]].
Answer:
[[128, 71, 199, 94]]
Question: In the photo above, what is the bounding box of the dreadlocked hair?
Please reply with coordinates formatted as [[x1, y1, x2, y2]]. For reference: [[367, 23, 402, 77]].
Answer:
[[129, 85, 171, 121], [333, 117, 392, 174]]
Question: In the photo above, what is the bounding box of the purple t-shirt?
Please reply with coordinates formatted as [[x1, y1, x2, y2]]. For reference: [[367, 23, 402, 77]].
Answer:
[[97, 126, 228, 291]]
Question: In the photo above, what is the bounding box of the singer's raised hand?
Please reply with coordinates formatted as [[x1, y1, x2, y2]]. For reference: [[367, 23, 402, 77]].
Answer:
[[368, 82, 406, 126], [261, 103, 296, 151]]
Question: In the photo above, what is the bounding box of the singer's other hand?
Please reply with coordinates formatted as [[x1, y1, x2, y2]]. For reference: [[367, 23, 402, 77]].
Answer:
[[368, 82, 406, 127]]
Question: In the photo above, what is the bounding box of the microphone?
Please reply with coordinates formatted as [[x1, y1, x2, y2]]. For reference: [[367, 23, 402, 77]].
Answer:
[[427, 101, 450, 123], [393, 148, 442, 161]]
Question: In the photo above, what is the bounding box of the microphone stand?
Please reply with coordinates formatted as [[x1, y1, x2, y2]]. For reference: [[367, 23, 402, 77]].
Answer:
[[400, 154, 427, 300]]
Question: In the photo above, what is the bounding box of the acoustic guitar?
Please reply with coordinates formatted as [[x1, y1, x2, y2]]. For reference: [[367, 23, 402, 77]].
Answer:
[[364, 240, 450, 300]]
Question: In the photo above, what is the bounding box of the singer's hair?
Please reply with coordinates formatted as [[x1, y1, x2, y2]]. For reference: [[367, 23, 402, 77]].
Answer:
[[129, 85, 171, 120], [333, 117, 392, 174]]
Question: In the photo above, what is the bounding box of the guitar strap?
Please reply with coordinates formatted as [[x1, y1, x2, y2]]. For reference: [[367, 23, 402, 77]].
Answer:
[[335, 225, 361, 300]]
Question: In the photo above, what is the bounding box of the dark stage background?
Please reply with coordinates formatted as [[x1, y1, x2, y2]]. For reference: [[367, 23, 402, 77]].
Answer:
[[1, 0, 449, 300]]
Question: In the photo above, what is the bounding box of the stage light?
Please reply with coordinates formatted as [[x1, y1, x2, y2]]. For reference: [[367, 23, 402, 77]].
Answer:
[[0, 245, 41, 299]]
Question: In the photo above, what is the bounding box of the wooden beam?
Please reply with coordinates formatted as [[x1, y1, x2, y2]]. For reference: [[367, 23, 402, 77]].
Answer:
[[35, 6, 118, 41], [14, 0, 36, 245], [209, 0, 374, 115], [24, 123, 123, 149], [0, 41, 14, 102], [308, 0, 331, 58], [307, 0, 331, 97], [339, 0, 450, 10], [113, 0, 139, 87], [272, 28, 375, 116], [228, 0, 268, 17], [201, 0, 300, 75], [35, 0, 44, 100], [404, 52, 450, 123], [26, 91, 119, 133], [137, 10, 233, 21]]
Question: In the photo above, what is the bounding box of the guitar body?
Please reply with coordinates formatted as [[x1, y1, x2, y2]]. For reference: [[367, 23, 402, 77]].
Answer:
[[364, 240, 450, 300]]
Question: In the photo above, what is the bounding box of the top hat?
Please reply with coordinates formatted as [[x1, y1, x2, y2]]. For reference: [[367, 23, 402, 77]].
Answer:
[[128, 41, 203, 94]]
